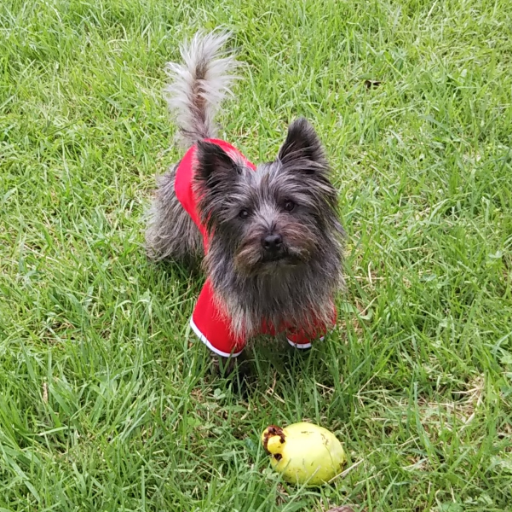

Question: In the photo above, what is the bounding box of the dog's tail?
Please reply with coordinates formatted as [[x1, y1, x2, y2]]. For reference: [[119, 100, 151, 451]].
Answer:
[[164, 30, 239, 148]]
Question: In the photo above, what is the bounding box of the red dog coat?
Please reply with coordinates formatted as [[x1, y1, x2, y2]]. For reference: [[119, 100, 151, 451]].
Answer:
[[175, 139, 336, 357]]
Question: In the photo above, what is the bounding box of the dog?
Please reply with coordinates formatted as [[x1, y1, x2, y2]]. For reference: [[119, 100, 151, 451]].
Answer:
[[146, 31, 344, 364]]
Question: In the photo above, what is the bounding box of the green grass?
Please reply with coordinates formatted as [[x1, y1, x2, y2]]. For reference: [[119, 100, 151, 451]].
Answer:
[[1, 0, 511, 510]]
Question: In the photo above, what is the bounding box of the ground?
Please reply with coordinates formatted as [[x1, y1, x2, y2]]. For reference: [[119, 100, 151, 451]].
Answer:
[[1, 0, 511, 510]]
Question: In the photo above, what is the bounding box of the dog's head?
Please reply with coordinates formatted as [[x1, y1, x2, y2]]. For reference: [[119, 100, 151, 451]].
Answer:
[[194, 118, 343, 276]]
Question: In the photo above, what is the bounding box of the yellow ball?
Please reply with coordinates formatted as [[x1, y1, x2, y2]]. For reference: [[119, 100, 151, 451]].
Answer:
[[261, 422, 346, 486]]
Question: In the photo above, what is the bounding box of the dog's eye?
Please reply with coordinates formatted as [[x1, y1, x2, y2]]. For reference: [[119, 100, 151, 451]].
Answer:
[[238, 209, 250, 219], [283, 200, 295, 212]]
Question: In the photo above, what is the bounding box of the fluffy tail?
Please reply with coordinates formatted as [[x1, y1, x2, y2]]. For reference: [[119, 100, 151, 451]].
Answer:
[[164, 30, 239, 148]]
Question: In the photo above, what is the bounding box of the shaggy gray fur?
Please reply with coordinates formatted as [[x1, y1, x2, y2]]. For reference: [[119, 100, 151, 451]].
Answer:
[[164, 30, 239, 148], [146, 30, 237, 262], [145, 164, 203, 263], [146, 31, 345, 345]]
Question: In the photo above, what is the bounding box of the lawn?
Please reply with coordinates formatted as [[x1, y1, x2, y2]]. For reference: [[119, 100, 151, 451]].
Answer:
[[1, 0, 511, 510]]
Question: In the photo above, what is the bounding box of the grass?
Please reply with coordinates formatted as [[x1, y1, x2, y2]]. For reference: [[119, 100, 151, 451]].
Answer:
[[1, 0, 511, 510]]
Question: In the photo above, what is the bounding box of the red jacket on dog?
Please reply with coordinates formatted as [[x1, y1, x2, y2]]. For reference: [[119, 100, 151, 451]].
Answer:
[[174, 139, 335, 357]]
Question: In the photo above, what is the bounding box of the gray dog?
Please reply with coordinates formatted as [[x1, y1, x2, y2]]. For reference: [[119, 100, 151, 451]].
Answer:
[[146, 31, 344, 363]]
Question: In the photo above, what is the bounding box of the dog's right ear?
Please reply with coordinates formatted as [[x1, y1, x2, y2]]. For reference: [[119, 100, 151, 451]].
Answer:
[[195, 141, 238, 189]]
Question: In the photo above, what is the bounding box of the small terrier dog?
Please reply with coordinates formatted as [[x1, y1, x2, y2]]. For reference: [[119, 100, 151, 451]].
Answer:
[[146, 31, 344, 361]]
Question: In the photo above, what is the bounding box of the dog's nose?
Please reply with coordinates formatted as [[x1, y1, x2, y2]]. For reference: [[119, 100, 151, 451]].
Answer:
[[262, 234, 283, 252]]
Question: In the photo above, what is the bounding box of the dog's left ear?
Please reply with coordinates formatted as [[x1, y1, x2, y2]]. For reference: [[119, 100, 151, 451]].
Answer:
[[278, 118, 327, 168]]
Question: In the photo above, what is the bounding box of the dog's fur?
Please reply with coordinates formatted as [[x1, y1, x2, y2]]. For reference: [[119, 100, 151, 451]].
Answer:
[[146, 30, 344, 341]]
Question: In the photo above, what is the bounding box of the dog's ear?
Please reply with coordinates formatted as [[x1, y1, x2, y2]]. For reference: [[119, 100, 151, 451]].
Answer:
[[278, 118, 327, 168], [195, 141, 238, 189]]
